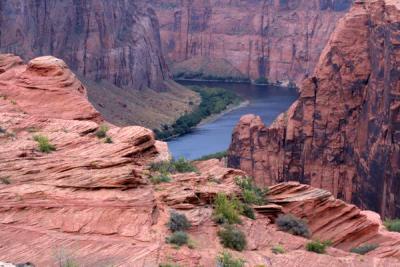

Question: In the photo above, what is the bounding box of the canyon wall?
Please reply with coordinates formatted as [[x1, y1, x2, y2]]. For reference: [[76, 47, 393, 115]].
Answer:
[[152, 0, 352, 84], [0, 0, 199, 129], [228, 0, 400, 218]]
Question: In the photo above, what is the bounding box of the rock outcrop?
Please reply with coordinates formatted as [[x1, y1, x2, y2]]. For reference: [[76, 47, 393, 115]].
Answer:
[[228, 0, 400, 218], [0, 0, 199, 129], [152, 0, 352, 83]]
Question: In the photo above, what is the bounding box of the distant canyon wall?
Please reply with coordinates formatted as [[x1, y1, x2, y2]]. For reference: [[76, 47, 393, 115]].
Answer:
[[228, 0, 400, 218], [0, 0, 169, 91], [152, 0, 352, 84]]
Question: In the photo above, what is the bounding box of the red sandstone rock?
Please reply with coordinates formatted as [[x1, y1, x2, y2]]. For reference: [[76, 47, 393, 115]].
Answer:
[[152, 0, 352, 83], [228, 0, 400, 218]]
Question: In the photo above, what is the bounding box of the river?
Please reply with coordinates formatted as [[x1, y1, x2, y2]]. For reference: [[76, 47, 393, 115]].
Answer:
[[168, 81, 298, 160]]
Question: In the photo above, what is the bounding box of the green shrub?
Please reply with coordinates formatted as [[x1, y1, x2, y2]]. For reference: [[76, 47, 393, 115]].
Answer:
[[150, 174, 172, 184], [276, 214, 310, 237], [159, 263, 180, 267], [242, 204, 255, 220], [272, 245, 285, 254], [166, 231, 188, 246], [95, 124, 109, 138], [149, 158, 197, 174], [306, 240, 330, 254], [350, 244, 379, 255], [213, 193, 242, 224], [235, 177, 268, 205], [384, 219, 400, 232], [104, 136, 113, 143], [33, 135, 56, 153], [197, 151, 227, 161], [168, 212, 191, 232], [218, 225, 246, 251], [217, 251, 245, 267]]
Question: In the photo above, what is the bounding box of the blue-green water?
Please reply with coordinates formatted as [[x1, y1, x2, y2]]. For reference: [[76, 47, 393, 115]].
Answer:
[[168, 81, 298, 160]]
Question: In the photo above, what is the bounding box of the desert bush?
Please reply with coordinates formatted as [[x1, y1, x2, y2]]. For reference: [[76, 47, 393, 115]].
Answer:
[[235, 177, 268, 205], [104, 136, 113, 144], [33, 135, 56, 153], [384, 219, 400, 232], [272, 245, 285, 254], [306, 240, 331, 254], [159, 263, 180, 267], [218, 225, 246, 251], [242, 204, 255, 220], [217, 251, 245, 267], [149, 158, 197, 174], [150, 174, 172, 184], [166, 231, 188, 246], [197, 151, 227, 161], [276, 214, 310, 237], [213, 193, 242, 224], [350, 244, 379, 255], [173, 157, 197, 173], [168, 212, 191, 232], [95, 124, 109, 138]]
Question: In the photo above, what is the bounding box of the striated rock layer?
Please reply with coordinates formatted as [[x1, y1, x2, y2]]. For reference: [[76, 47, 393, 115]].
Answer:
[[152, 0, 352, 83], [228, 0, 400, 218], [1, 54, 400, 266], [0, 0, 199, 129]]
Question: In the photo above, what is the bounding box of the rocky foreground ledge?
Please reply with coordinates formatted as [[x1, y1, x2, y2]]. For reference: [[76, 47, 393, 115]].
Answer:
[[0, 54, 400, 266]]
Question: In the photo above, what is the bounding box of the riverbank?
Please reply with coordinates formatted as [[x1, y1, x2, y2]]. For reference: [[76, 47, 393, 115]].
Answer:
[[198, 100, 249, 126], [154, 86, 244, 141]]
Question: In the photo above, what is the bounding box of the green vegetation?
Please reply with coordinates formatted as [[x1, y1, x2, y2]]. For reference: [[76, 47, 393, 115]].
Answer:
[[217, 251, 245, 267], [150, 174, 172, 184], [104, 136, 113, 144], [213, 193, 243, 224], [254, 77, 269, 85], [173, 72, 250, 83], [241, 204, 255, 220], [159, 263, 180, 267], [196, 150, 227, 161], [218, 225, 247, 251], [0, 176, 11, 185], [235, 177, 268, 205], [276, 214, 310, 237], [384, 219, 400, 232], [350, 244, 379, 255], [155, 86, 242, 140], [306, 240, 331, 254], [95, 124, 109, 139], [33, 135, 56, 153], [272, 245, 285, 254], [166, 231, 188, 247], [150, 158, 197, 174], [168, 212, 191, 232]]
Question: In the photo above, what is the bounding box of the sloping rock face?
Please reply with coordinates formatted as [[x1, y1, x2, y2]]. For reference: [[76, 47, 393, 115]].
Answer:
[[228, 0, 400, 218], [152, 0, 352, 83], [0, 0, 168, 92]]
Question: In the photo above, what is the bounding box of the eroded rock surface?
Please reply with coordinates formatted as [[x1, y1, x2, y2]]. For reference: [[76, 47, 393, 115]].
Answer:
[[228, 0, 400, 218], [152, 0, 352, 83]]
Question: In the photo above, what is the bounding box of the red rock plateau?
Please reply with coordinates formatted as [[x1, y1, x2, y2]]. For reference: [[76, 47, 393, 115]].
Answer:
[[0, 0, 199, 129], [152, 0, 352, 83], [228, 0, 400, 218], [1, 53, 400, 266]]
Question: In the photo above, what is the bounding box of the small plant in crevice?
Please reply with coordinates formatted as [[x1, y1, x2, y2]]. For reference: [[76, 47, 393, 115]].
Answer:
[[0, 176, 11, 185], [276, 214, 311, 238], [217, 251, 245, 267], [95, 124, 109, 139], [166, 231, 188, 247], [218, 225, 247, 251], [306, 240, 331, 254], [150, 174, 172, 184], [167, 211, 191, 232], [213, 193, 242, 225], [104, 136, 113, 144], [350, 243, 379, 255], [33, 134, 56, 153], [272, 245, 285, 254], [384, 219, 400, 232], [235, 176, 268, 205]]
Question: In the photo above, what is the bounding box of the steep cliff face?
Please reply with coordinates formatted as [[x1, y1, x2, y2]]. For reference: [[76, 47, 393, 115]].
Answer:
[[0, 0, 199, 129], [228, 0, 400, 218], [152, 0, 352, 83]]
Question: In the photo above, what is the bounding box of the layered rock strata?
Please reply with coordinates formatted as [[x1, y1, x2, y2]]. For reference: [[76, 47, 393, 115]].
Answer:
[[228, 0, 400, 218], [152, 0, 352, 83]]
